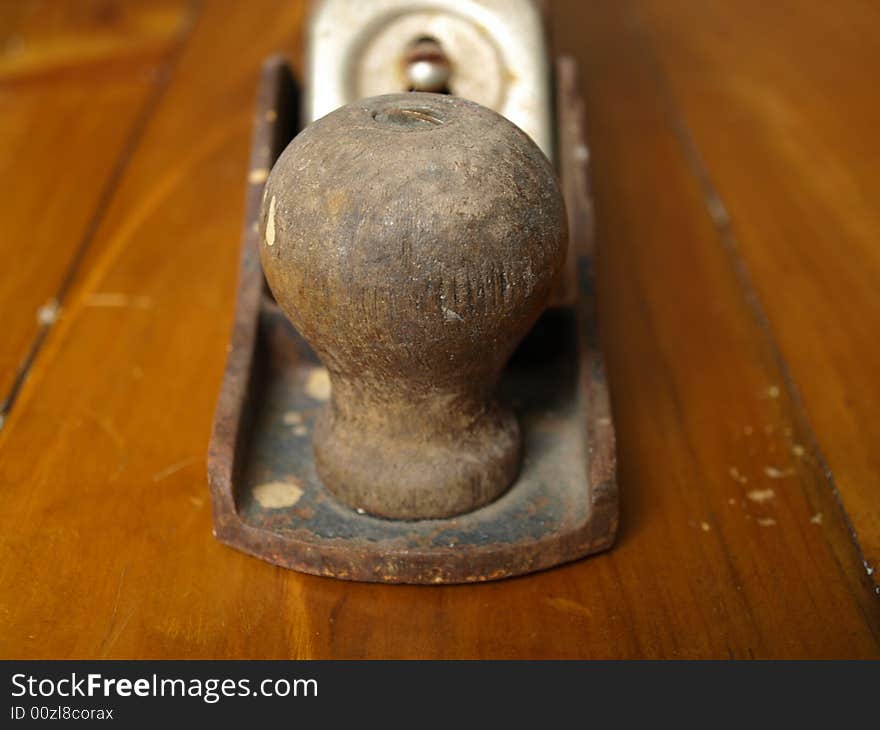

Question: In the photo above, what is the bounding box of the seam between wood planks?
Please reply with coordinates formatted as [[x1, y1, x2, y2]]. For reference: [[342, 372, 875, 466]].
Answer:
[[0, 0, 201, 432], [626, 2, 879, 607]]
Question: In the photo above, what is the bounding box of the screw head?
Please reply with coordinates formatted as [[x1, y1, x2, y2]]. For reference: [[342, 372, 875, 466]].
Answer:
[[404, 37, 452, 92]]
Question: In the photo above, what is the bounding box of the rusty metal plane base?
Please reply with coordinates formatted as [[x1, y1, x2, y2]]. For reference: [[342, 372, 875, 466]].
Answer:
[[207, 56, 618, 584]]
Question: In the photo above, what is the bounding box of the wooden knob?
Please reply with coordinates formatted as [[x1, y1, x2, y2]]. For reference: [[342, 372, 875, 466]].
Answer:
[[259, 93, 567, 520]]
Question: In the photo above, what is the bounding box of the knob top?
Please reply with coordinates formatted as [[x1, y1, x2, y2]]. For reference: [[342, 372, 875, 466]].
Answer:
[[261, 92, 565, 382]]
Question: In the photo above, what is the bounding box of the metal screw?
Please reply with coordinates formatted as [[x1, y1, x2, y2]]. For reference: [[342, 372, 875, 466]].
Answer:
[[404, 37, 451, 93]]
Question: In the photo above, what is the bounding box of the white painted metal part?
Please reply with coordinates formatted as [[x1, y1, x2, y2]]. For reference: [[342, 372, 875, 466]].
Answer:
[[305, 0, 554, 161]]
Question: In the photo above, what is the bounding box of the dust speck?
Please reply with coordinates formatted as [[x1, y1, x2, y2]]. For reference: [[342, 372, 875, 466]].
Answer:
[[283, 411, 303, 425], [248, 167, 269, 184], [757, 517, 777, 527], [442, 307, 463, 322], [253, 480, 303, 509], [700, 521, 711, 532], [746, 488, 775, 504], [792, 444, 805, 458], [810, 513, 823, 525], [266, 195, 277, 246], [764, 465, 795, 479], [766, 385, 780, 398], [728, 466, 748, 484], [305, 368, 331, 401], [36, 299, 60, 325]]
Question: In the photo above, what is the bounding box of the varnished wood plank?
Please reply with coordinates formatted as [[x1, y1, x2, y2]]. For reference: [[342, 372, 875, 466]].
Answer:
[[0, 0, 310, 660], [0, 0, 877, 659], [638, 0, 880, 587], [0, 0, 188, 412], [0, 0, 184, 80]]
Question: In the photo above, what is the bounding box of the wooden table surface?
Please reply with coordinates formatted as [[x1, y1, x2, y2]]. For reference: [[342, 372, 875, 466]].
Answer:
[[2, 0, 878, 659]]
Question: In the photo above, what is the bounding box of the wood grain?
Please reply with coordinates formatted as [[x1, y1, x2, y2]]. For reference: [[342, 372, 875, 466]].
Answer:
[[0, 0, 189, 411], [0, 0, 877, 659], [638, 0, 880, 588]]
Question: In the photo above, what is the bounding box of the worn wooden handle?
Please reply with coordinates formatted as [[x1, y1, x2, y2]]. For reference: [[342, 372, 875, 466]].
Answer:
[[259, 93, 567, 520]]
